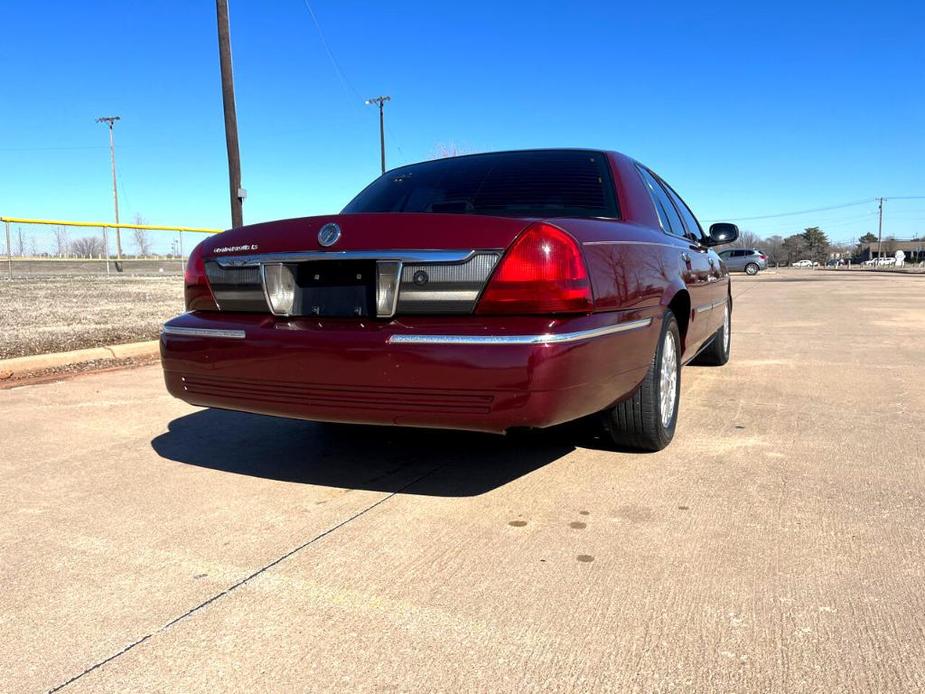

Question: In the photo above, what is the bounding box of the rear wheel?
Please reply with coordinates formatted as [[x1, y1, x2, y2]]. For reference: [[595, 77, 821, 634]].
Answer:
[[745, 262, 759, 275], [691, 300, 731, 366], [601, 311, 680, 451]]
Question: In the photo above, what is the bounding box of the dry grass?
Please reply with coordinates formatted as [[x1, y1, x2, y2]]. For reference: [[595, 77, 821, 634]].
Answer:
[[0, 275, 184, 359]]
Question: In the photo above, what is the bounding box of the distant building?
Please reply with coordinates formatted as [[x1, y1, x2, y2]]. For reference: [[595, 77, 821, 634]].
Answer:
[[857, 240, 925, 262]]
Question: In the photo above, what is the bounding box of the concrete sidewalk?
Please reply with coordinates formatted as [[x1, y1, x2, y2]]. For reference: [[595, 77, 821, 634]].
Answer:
[[1, 270, 923, 692]]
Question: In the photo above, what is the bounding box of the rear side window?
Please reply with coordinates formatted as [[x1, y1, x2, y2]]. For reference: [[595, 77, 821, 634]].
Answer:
[[343, 150, 619, 219], [636, 166, 687, 238], [660, 180, 704, 241]]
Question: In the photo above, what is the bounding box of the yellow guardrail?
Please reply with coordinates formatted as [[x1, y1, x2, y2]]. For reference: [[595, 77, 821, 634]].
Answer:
[[0, 216, 222, 234]]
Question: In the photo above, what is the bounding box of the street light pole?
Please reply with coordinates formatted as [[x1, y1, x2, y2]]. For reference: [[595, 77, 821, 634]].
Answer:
[[365, 96, 391, 173], [96, 116, 123, 260], [216, 0, 245, 228]]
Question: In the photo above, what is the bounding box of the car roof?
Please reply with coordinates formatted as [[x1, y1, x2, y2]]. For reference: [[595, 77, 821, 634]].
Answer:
[[384, 148, 618, 173]]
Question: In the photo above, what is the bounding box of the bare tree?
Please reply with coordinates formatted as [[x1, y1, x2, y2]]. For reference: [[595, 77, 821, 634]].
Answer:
[[430, 142, 471, 159], [763, 235, 786, 266], [70, 236, 105, 258], [15, 227, 25, 256], [53, 226, 70, 257], [133, 214, 152, 257], [730, 228, 763, 250]]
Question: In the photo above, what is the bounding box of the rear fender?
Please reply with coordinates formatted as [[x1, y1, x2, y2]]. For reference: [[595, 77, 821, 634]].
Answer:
[[661, 282, 691, 356]]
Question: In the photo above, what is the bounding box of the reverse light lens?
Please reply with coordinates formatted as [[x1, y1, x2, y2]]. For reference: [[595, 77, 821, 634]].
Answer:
[[476, 222, 593, 315], [263, 263, 297, 315], [376, 261, 401, 317], [184, 243, 218, 311]]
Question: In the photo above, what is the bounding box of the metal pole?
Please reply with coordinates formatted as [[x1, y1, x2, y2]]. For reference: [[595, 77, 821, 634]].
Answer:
[[179, 231, 184, 275], [365, 96, 391, 174], [107, 122, 122, 259], [876, 197, 884, 259], [5, 221, 12, 279], [96, 116, 123, 260], [102, 226, 110, 275], [216, 0, 244, 228], [378, 101, 386, 173]]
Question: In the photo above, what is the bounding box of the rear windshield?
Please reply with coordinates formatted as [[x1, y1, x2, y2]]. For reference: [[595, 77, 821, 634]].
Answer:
[[342, 150, 619, 219]]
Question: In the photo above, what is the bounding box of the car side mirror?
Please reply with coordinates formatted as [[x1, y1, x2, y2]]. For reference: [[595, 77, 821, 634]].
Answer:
[[705, 222, 739, 247]]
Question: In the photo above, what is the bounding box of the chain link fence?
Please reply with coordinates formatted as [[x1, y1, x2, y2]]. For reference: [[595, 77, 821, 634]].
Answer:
[[2, 217, 220, 279], [1, 217, 221, 359]]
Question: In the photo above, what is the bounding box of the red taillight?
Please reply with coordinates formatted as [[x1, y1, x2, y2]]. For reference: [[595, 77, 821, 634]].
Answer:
[[476, 222, 593, 315], [184, 243, 218, 311]]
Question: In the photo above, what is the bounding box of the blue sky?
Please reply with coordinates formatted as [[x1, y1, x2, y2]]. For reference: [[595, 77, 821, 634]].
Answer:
[[1, 0, 923, 253]]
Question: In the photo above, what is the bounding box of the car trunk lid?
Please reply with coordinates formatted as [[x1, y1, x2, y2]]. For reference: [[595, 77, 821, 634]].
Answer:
[[198, 213, 536, 318]]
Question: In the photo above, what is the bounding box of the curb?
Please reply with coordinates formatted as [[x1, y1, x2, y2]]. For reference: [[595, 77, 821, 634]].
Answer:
[[0, 340, 160, 380]]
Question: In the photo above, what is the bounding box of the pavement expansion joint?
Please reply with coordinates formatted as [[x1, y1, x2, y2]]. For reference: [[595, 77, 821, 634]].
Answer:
[[46, 463, 445, 693]]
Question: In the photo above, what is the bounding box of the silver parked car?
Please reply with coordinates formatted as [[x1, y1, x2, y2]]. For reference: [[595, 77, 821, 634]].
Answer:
[[718, 248, 768, 275]]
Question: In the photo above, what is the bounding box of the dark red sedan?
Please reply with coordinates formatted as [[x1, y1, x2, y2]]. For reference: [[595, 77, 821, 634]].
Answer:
[[161, 149, 738, 450]]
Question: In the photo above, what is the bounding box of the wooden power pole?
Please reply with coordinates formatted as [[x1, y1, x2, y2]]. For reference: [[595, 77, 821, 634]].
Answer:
[[365, 96, 391, 174], [216, 0, 244, 228], [876, 197, 885, 259], [96, 116, 123, 260]]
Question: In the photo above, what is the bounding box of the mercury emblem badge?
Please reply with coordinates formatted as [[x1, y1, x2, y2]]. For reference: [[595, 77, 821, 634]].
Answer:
[[318, 222, 341, 248]]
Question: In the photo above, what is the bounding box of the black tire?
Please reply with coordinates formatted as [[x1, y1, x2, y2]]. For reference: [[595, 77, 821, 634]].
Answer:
[[691, 298, 731, 366], [745, 263, 759, 275], [601, 311, 681, 452]]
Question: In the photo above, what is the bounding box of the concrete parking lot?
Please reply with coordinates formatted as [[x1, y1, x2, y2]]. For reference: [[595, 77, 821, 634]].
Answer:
[[1, 270, 923, 692]]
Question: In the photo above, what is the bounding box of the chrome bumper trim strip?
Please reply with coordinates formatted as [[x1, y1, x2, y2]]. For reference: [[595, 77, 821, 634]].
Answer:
[[695, 303, 713, 314], [214, 249, 499, 268], [387, 318, 653, 345], [162, 326, 246, 339]]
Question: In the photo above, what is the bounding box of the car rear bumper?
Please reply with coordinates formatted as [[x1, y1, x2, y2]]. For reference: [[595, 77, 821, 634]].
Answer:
[[160, 310, 656, 433]]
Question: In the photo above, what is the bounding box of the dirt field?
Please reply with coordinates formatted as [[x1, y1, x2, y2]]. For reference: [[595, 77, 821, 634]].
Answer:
[[1, 270, 924, 692], [0, 275, 183, 358]]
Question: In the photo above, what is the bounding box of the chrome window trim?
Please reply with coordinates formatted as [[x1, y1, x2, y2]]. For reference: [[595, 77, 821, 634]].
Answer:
[[214, 249, 499, 268], [583, 240, 684, 250], [162, 326, 246, 339], [387, 318, 652, 345]]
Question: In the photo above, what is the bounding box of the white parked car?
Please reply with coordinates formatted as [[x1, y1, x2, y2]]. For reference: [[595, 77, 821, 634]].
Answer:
[[792, 259, 815, 268]]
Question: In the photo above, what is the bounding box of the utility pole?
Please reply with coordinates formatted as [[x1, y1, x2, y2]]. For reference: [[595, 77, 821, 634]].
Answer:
[[216, 0, 245, 228], [365, 96, 391, 173], [876, 197, 885, 259], [96, 116, 123, 260]]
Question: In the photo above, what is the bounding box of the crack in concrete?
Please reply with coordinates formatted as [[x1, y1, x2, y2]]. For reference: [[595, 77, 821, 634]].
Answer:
[[48, 464, 443, 693]]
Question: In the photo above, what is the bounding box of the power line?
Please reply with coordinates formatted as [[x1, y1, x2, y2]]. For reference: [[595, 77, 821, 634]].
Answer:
[[0, 145, 109, 152], [703, 199, 873, 223], [300, 0, 363, 101], [704, 195, 925, 223], [296, 3, 404, 166]]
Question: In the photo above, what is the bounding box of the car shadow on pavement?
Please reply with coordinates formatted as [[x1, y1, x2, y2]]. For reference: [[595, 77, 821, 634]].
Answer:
[[151, 408, 579, 497]]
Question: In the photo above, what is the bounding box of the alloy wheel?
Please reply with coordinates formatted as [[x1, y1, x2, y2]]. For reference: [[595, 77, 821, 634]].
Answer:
[[659, 330, 678, 428]]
